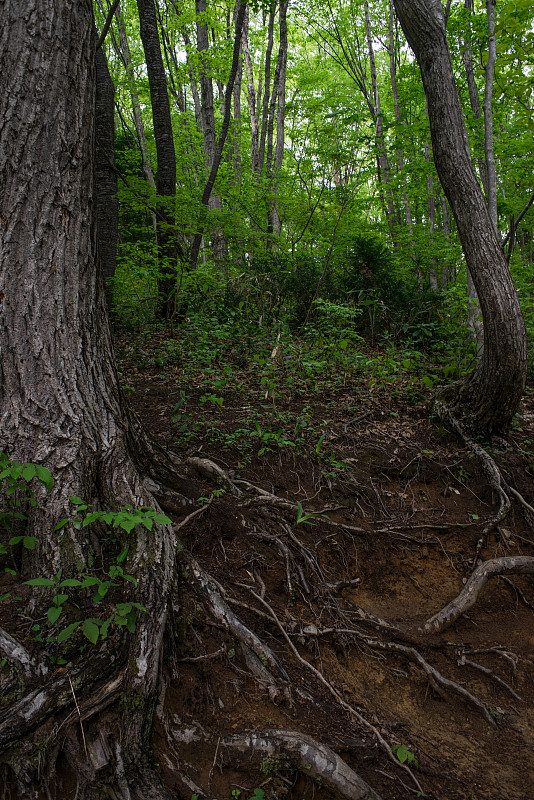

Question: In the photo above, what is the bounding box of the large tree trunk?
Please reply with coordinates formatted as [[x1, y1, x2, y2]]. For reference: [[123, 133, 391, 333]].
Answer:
[[393, 0, 527, 436], [137, 0, 178, 320], [0, 2, 176, 795]]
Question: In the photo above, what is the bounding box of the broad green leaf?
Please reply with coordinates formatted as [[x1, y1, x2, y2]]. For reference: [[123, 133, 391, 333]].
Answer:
[[57, 621, 80, 643], [153, 513, 172, 525], [35, 465, 53, 491], [25, 578, 55, 586], [47, 605, 62, 624], [22, 464, 36, 482], [83, 619, 100, 644]]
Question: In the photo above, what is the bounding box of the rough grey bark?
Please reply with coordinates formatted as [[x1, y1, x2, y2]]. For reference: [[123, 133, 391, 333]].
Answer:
[[137, 0, 178, 319], [394, 0, 527, 436], [95, 46, 119, 295], [0, 1, 176, 795]]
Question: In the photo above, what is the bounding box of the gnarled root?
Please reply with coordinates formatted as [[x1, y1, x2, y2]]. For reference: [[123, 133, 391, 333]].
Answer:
[[434, 396, 510, 534], [179, 550, 289, 688], [422, 555, 534, 634], [223, 729, 383, 800]]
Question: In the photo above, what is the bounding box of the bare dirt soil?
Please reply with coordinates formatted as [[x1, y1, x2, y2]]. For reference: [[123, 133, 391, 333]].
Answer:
[[3, 330, 534, 800], [118, 331, 534, 800]]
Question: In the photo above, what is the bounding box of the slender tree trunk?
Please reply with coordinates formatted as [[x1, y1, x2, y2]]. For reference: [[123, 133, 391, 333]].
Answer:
[[365, 0, 397, 237], [242, 5, 260, 177], [462, 0, 489, 195], [394, 0, 527, 436], [258, 3, 276, 178], [483, 0, 498, 236], [266, 0, 288, 240], [233, 0, 243, 187], [95, 46, 119, 297], [0, 2, 176, 795], [190, 0, 247, 270], [388, 0, 413, 231], [195, 0, 228, 265], [137, 0, 178, 319], [115, 5, 157, 226]]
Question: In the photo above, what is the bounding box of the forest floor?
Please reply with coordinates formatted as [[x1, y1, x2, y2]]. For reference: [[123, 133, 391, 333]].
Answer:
[[114, 327, 534, 800], [4, 326, 534, 800]]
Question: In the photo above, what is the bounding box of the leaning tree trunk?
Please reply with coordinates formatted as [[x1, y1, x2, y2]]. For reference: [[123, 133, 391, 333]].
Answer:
[[394, 0, 527, 437], [0, 2, 176, 796]]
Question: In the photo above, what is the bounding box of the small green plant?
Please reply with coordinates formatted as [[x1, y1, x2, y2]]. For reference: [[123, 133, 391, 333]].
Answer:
[[392, 743, 418, 768], [295, 501, 328, 526], [0, 451, 53, 536], [200, 392, 224, 407], [23, 498, 170, 648]]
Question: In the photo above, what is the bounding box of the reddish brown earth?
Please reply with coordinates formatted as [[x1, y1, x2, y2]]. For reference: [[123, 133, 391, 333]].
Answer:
[[3, 330, 534, 800], [119, 332, 534, 800]]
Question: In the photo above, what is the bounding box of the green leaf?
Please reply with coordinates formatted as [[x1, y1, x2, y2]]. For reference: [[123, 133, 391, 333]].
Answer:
[[394, 744, 409, 764], [22, 536, 37, 549], [83, 619, 100, 644], [69, 497, 86, 506], [54, 519, 70, 531], [8, 536, 23, 546], [126, 610, 137, 633], [47, 605, 63, 624], [35, 464, 54, 491], [53, 593, 69, 605], [25, 578, 55, 586], [116, 547, 129, 564], [80, 576, 101, 587], [422, 375, 434, 389], [22, 464, 36, 482], [57, 621, 80, 643], [115, 602, 133, 617], [59, 578, 82, 587]]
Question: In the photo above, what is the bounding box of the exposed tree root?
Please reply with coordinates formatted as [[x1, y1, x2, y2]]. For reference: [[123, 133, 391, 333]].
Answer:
[[368, 640, 495, 725], [422, 555, 534, 634], [0, 627, 47, 680], [434, 398, 511, 534], [224, 729, 384, 800], [179, 550, 290, 688], [241, 587, 425, 795]]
